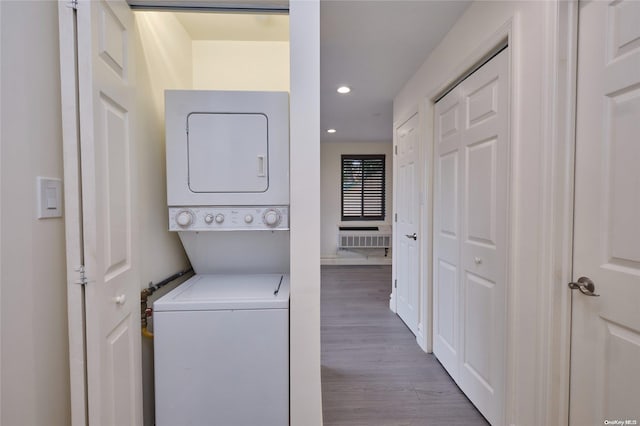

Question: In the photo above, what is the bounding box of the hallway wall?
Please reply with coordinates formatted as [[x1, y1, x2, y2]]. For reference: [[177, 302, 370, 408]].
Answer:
[[394, 1, 565, 424], [320, 140, 393, 264], [0, 2, 71, 425]]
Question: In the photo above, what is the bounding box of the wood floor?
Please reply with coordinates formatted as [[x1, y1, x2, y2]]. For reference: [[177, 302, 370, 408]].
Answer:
[[321, 265, 489, 426]]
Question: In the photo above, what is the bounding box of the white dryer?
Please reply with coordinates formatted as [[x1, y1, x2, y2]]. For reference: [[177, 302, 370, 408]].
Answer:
[[165, 90, 289, 208], [154, 274, 290, 426], [164, 90, 291, 274]]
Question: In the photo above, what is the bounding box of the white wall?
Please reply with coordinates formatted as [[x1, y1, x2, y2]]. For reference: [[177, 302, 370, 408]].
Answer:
[[394, 1, 565, 424], [289, 1, 322, 424], [136, 11, 193, 120], [193, 40, 289, 91], [0, 2, 71, 425], [320, 141, 392, 264], [135, 12, 193, 426], [135, 11, 192, 289]]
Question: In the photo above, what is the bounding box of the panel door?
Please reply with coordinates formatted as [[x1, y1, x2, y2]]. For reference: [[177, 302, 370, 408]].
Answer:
[[433, 48, 508, 426], [570, 1, 640, 424], [457, 49, 508, 426], [76, 1, 143, 424], [433, 87, 462, 379], [395, 113, 420, 335]]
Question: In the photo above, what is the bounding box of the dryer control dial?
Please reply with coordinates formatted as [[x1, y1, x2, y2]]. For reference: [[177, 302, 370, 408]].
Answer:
[[169, 207, 288, 231], [263, 209, 281, 227], [176, 210, 193, 227]]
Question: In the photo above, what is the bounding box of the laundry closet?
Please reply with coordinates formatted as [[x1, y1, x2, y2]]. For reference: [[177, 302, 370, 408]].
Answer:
[[60, 4, 295, 425], [136, 10, 291, 426]]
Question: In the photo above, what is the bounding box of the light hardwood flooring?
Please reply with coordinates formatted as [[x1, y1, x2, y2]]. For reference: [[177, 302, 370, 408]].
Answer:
[[321, 265, 489, 426]]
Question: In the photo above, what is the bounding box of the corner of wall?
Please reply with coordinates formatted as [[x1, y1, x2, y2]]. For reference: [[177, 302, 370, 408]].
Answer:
[[1, 1, 71, 424], [289, 1, 322, 425]]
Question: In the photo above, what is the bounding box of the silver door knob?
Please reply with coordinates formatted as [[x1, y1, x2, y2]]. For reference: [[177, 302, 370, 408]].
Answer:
[[405, 233, 417, 240], [568, 276, 599, 297]]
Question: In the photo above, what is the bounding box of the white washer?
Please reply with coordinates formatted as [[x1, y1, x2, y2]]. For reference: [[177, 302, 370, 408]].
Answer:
[[154, 274, 289, 426]]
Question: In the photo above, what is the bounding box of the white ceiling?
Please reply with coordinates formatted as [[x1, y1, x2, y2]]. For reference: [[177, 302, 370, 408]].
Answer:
[[166, 1, 471, 143], [320, 0, 470, 143]]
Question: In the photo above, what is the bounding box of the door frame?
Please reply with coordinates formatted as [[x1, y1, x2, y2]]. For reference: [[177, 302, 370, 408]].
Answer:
[[413, 2, 578, 422], [534, 2, 578, 423], [430, 31, 512, 426], [58, 2, 88, 425]]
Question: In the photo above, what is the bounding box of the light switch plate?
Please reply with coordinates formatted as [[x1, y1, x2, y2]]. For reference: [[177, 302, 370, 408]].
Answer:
[[37, 177, 63, 219]]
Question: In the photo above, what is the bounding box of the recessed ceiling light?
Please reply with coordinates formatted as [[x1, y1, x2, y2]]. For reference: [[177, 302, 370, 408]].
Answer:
[[337, 86, 351, 94], [327, 129, 336, 134]]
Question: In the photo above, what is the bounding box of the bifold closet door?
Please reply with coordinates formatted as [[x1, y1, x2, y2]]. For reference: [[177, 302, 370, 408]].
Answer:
[[433, 48, 509, 426], [75, 1, 143, 424]]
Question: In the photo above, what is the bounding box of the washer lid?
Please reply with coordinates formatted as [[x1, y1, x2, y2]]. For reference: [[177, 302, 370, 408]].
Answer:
[[154, 274, 290, 312]]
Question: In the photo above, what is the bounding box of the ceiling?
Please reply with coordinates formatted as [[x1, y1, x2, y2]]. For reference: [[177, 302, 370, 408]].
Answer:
[[320, 0, 470, 143], [162, 1, 471, 143]]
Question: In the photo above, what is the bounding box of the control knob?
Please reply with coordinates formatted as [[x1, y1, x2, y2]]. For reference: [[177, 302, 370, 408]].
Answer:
[[176, 210, 193, 227], [204, 214, 214, 224], [263, 209, 281, 227], [244, 214, 254, 224], [215, 214, 225, 224]]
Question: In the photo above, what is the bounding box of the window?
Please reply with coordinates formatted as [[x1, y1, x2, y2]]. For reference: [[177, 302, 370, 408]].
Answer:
[[341, 155, 385, 221]]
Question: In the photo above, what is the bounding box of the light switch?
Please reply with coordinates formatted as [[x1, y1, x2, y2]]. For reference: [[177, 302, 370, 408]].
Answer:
[[46, 187, 57, 209], [38, 177, 63, 219]]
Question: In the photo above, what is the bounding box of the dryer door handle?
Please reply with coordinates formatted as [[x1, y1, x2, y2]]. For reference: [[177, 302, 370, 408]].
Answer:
[[257, 155, 266, 177]]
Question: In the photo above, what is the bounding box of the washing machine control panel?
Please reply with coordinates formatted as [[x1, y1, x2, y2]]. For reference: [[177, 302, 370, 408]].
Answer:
[[169, 206, 289, 231]]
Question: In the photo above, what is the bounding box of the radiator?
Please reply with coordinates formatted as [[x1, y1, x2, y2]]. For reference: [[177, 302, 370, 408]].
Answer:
[[337, 226, 392, 249]]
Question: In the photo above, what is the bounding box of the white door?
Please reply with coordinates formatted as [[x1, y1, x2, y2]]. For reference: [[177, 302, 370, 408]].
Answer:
[[395, 113, 420, 335], [570, 1, 640, 424], [433, 85, 462, 380], [433, 48, 509, 426], [74, 1, 142, 424]]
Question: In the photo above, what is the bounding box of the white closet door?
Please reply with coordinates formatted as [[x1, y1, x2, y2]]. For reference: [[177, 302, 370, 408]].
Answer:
[[433, 86, 463, 379], [76, 1, 143, 424], [395, 113, 420, 335], [433, 48, 509, 426], [570, 1, 640, 423], [457, 48, 508, 426]]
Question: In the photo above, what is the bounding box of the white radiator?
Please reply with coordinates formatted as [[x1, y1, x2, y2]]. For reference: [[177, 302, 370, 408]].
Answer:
[[337, 226, 392, 249]]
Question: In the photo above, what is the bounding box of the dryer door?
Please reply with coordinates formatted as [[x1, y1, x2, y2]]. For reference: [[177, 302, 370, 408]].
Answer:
[[187, 113, 268, 193]]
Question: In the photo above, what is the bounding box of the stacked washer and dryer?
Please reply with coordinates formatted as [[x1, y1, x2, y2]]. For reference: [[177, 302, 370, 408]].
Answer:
[[154, 91, 290, 426]]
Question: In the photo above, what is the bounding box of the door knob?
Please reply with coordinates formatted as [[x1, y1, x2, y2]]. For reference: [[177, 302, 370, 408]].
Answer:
[[405, 233, 417, 240], [568, 276, 600, 297], [114, 294, 127, 305]]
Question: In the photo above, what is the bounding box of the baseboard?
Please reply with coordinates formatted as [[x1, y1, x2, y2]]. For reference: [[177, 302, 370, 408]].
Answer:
[[416, 323, 429, 353], [320, 256, 392, 266]]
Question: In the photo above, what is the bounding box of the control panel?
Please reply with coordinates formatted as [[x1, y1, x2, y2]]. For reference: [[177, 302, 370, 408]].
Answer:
[[169, 206, 289, 231]]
